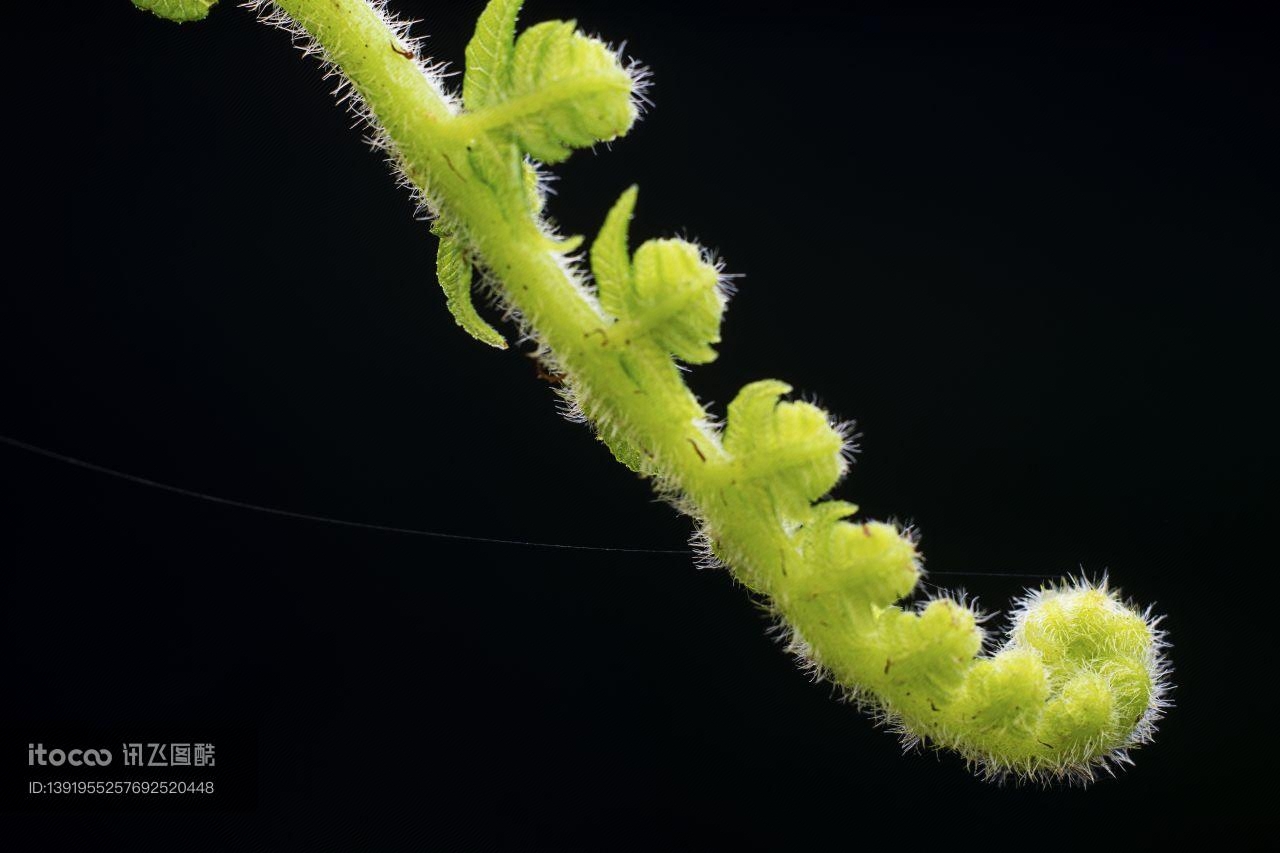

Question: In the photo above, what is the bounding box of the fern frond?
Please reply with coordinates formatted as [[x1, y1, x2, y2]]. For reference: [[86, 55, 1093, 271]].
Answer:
[[135, 0, 1172, 784]]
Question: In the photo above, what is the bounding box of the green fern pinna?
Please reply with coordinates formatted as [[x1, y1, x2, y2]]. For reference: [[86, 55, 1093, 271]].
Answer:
[[133, 0, 1170, 782]]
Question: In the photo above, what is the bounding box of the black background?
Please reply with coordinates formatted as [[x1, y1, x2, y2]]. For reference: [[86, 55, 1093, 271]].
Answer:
[[2, 0, 1275, 849]]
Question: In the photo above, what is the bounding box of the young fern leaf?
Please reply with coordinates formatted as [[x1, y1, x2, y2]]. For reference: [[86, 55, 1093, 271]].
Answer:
[[592, 188, 726, 363], [590, 186, 638, 321], [136, 0, 1171, 784], [722, 380, 846, 504], [460, 16, 637, 164], [626, 239, 725, 363], [462, 0, 523, 111], [433, 230, 508, 350]]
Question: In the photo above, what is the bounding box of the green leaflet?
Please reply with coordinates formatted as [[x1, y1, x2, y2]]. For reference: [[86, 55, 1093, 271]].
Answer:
[[723, 380, 846, 507], [793, 515, 920, 610], [591, 189, 725, 363], [630, 240, 724, 363], [464, 133, 583, 255], [133, 0, 217, 21], [600, 431, 649, 475], [591, 186, 637, 319], [722, 380, 794, 457], [463, 0, 523, 111], [461, 17, 636, 164], [434, 233, 508, 350], [510, 21, 635, 163]]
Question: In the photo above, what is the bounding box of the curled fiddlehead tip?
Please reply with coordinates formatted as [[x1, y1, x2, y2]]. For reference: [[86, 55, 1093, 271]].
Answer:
[[991, 578, 1171, 781], [133, 0, 218, 22], [888, 577, 1171, 784], [778, 565, 1169, 783]]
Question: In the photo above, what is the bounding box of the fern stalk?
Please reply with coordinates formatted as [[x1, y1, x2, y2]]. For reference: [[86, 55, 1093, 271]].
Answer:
[[133, 0, 1170, 782]]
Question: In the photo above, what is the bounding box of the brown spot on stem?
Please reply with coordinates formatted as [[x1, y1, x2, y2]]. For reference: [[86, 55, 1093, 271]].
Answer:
[[532, 362, 565, 385], [441, 153, 465, 182]]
